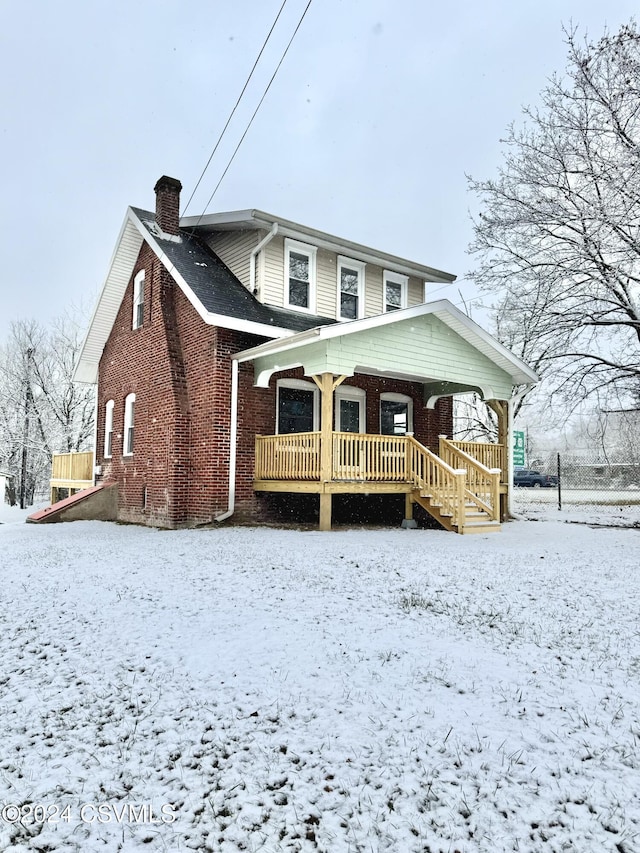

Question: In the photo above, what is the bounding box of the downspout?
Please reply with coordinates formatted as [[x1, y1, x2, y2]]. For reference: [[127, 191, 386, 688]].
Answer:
[[250, 223, 278, 297], [215, 357, 239, 522], [506, 387, 528, 518], [216, 223, 277, 522]]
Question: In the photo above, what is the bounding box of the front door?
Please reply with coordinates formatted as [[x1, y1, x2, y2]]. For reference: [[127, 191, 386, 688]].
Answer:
[[334, 389, 365, 478]]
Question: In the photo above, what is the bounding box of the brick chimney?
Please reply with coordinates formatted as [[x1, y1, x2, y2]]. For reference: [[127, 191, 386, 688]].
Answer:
[[154, 175, 182, 235]]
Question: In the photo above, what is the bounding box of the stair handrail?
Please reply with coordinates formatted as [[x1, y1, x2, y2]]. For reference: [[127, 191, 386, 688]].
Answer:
[[406, 435, 466, 529], [438, 436, 500, 521]]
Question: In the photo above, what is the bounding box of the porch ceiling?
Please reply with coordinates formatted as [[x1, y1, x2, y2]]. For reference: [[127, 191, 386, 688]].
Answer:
[[235, 300, 537, 401]]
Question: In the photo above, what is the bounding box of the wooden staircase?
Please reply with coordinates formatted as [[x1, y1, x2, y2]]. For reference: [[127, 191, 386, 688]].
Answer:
[[407, 436, 501, 535]]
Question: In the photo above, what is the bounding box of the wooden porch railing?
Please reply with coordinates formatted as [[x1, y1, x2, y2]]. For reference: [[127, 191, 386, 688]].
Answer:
[[255, 432, 321, 480], [448, 439, 506, 481], [439, 437, 500, 521], [51, 451, 94, 484], [407, 436, 466, 528], [332, 433, 408, 481], [50, 451, 94, 503]]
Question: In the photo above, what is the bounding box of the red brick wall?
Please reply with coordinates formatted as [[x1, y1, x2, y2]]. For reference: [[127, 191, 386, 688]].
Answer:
[[96, 247, 453, 528]]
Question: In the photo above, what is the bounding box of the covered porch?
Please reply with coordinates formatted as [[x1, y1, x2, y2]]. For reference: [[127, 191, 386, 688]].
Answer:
[[235, 300, 536, 533]]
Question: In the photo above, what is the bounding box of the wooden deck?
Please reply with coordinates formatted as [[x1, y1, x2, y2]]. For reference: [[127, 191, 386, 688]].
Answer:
[[256, 433, 504, 534]]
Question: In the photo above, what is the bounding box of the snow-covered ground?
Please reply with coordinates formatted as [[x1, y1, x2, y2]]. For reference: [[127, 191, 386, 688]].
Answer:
[[1, 504, 639, 852]]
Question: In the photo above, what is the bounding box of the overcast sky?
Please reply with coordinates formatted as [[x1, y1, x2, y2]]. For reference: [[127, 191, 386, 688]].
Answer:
[[1, 0, 637, 341]]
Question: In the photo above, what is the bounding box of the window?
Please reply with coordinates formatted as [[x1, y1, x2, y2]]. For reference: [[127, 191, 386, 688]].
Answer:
[[334, 386, 366, 432], [276, 379, 319, 434], [285, 239, 316, 312], [383, 271, 408, 312], [380, 392, 413, 435], [337, 257, 366, 321], [123, 393, 136, 455], [104, 400, 114, 458], [132, 270, 145, 329]]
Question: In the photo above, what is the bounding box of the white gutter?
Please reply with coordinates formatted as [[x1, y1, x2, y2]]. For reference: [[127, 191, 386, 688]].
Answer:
[[215, 357, 239, 522], [250, 222, 278, 297]]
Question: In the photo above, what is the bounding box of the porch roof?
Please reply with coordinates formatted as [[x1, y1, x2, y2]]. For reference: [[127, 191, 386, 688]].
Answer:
[[235, 300, 539, 402]]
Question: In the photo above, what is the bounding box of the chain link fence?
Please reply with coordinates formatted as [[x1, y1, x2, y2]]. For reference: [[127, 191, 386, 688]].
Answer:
[[512, 451, 640, 512]]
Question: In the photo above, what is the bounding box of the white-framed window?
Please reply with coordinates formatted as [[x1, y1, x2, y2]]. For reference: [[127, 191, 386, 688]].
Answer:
[[383, 270, 408, 312], [104, 399, 114, 458], [337, 257, 366, 321], [334, 385, 366, 433], [132, 270, 145, 329], [276, 379, 319, 434], [285, 239, 317, 312], [380, 392, 413, 435], [123, 393, 136, 455]]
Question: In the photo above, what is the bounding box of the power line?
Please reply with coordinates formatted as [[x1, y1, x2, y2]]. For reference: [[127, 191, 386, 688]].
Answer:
[[193, 0, 314, 226], [182, 0, 289, 218]]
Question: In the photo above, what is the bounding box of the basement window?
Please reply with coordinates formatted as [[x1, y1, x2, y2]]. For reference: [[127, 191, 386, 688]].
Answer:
[[132, 270, 145, 329], [104, 399, 114, 458], [123, 393, 135, 455]]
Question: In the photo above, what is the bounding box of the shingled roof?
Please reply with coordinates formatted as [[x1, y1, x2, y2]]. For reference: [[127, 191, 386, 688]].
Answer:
[[133, 208, 335, 334], [74, 207, 335, 383]]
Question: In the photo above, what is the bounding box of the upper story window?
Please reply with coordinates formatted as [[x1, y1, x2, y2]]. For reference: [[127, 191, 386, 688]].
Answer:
[[384, 270, 408, 312], [132, 270, 145, 329], [285, 239, 316, 312], [104, 400, 114, 458], [337, 257, 366, 321], [123, 393, 136, 456]]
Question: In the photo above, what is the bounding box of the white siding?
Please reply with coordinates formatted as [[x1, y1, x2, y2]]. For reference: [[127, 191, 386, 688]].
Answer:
[[206, 230, 260, 290], [215, 230, 429, 319]]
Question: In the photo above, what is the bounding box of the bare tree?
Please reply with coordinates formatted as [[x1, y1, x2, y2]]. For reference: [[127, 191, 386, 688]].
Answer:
[[0, 316, 94, 506], [468, 20, 640, 415]]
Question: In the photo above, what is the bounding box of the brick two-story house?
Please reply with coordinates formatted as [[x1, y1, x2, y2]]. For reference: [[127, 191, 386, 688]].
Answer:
[[69, 176, 537, 533]]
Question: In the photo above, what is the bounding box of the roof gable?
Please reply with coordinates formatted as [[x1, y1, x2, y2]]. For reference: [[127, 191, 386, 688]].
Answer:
[[236, 300, 539, 398], [74, 208, 334, 383]]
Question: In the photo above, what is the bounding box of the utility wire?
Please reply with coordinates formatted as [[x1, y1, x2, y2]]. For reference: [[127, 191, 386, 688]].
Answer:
[[193, 0, 314, 226], [182, 0, 289, 218]]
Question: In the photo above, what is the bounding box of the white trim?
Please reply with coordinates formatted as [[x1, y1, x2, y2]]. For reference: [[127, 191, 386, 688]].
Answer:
[[276, 378, 319, 433], [123, 393, 135, 456], [334, 385, 366, 432], [132, 269, 145, 329], [383, 270, 408, 313], [284, 238, 317, 313], [337, 256, 366, 321], [104, 399, 114, 458], [380, 392, 413, 435]]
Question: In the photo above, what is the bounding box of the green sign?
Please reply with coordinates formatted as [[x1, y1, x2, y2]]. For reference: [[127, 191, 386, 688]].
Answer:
[[513, 430, 525, 466]]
